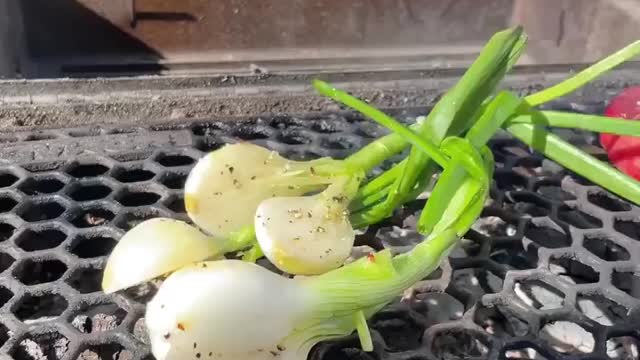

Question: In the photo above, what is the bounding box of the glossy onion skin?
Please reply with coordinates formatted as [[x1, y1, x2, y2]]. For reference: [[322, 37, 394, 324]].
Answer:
[[102, 218, 223, 294], [145, 260, 313, 360], [255, 194, 355, 275], [184, 143, 315, 237]]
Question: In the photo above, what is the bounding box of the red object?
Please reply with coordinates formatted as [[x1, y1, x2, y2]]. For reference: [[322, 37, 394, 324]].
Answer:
[[600, 86, 640, 180]]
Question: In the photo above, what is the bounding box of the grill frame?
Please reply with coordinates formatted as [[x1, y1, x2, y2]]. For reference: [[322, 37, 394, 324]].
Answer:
[[0, 66, 639, 360]]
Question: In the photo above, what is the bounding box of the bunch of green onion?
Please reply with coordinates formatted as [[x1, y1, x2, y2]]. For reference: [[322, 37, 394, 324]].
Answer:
[[101, 27, 640, 360]]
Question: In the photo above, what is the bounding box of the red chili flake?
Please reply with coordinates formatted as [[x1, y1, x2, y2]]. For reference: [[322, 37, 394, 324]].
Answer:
[[177, 323, 186, 331], [367, 253, 376, 262]]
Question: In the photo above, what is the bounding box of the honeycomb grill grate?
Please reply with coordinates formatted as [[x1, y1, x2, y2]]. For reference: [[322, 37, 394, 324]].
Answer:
[[0, 108, 638, 360]]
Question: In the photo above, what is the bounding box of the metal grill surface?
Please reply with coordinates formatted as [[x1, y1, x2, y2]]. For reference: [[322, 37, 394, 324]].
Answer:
[[0, 106, 638, 360]]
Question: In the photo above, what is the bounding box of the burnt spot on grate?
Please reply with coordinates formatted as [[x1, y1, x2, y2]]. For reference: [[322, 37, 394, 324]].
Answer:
[[77, 343, 134, 360], [0, 104, 640, 359], [70, 301, 127, 333], [12, 330, 69, 360]]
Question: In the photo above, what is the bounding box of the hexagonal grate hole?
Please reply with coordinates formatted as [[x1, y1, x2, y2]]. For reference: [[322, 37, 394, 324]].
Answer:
[[577, 294, 628, 326], [557, 205, 603, 229], [0, 321, 8, 348], [71, 302, 127, 333], [115, 209, 164, 230], [583, 235, 630, 262], [612, 271, 640, 299], [0, 285, 13, 307], [0, 193, 19, 213], [65, 266, 103, 294], [0, 171, 19, 188], [165, 194, 185, 213], [614, 218, 640, 241], [587, 192, 631, 212], [514, 280, 565, 310], [0, 222, 16, 242], [490, 247, 539, 271], [16, 228, 67, 251], [160, 172, 187, 189], [19, 177, 65, 195], [494, 170, 527, 192], [155, 153, 195, 167], [278, 130, 314, 145], [113, 167, 156, 183], [232, 125, 272, 140], [13, 293, 68, 322], [19, 200, 66, 222], [502, 344, 549, 360], [431, 330, 490, 360], [310, 337, 377, 360], [70, 207, 116, 228], [66, 163, 109, 178], [0, 252, 15, 273], [540, 321, 594, 354], [524, 223, 571, 249], [12, 331, 69, 360], [115, 189, 161, 207], [68, 184, 112, 201], [607, 335, 639, 359], [370, 309, 425, 352], [14, 258, 67, 285], [320, 135, 361, 150], [70, 233, 117, 258], [78, 343, 133, 360], [124, 281, 159, 304], [549, 257, 599, 284]]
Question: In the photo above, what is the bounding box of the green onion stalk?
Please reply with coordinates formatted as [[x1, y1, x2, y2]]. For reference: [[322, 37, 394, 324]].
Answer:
[[144, 119, 493, 360], [99, 26, 640, 360]]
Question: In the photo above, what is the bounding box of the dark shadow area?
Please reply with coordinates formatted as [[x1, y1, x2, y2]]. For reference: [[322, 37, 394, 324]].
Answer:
[[17, 0, 165, 78], [132, 11, 197, 26]]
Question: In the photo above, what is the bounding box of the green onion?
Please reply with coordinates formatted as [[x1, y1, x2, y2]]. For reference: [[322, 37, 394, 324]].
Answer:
[[525, 40, 640, 106]]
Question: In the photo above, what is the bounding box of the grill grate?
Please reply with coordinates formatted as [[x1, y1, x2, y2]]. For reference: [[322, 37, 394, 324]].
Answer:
[[0, 106, 639, 360]]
